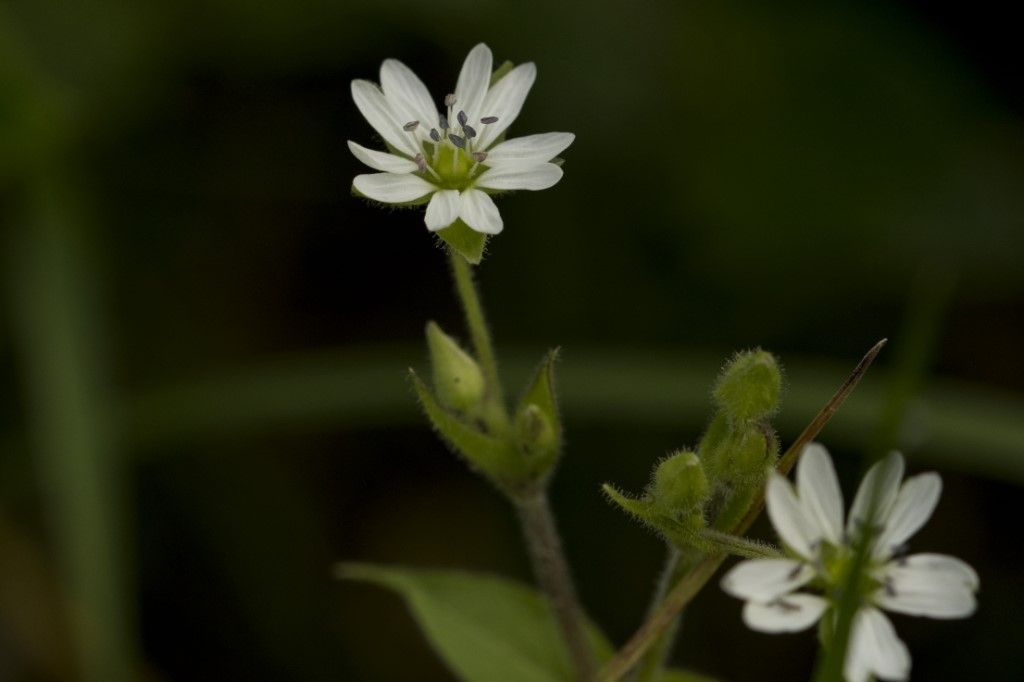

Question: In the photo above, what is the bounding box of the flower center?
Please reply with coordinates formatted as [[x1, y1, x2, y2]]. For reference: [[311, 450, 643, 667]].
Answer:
[[400, 93, 500, 191], [817, 542, 884, 605]]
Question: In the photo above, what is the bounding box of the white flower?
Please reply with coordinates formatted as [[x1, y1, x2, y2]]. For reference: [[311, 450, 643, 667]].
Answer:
[[349, 43, 574, 235], [721, 443, 978, 682]]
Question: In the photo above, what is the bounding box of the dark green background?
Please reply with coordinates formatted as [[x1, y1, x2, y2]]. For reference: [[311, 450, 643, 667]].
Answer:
[[1, 1, 1021, 680]]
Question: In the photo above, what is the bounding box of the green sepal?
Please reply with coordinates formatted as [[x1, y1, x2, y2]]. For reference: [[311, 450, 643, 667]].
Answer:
[[603, 484, 704, 548], [490, 60, 515, 86], [602, 484, 656, 523], [425, 321, 485, 412], [514, 349, 563, 478], [410, 369, 523, 484], [550, 157, 565, 167], [437, 219, 487, 265]]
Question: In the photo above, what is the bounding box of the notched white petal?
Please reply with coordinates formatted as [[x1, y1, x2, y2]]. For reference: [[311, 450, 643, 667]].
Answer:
[[874, 473, 941, 559], [485, 132, 576, 164], [797, 443, 844, 544], [380, 59, 439, 138], [459, 188, 503, 235], [742, 593, 828, 633], [353, 173, 435, 204], [876, 554, 978, 619], [847, 608, 910, 682], [766, 474, 817, 559], [454, 43, 493, 122], [848, 451, 905, 537], [424, 189, 461, 231], [347, 141, 418, 173], [474, 163, 563, 191], [721, 559, 815, 601], [475, 62, 537, 149], [351, 79, 419, 156]]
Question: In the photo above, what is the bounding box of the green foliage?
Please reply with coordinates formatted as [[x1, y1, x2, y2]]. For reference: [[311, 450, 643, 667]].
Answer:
[[425, 321, 485, 412], [410, 370, 525, 485], [712, 349, 782, 425], [514, 350, 563, 480], [338, 563, 613, 682], [437, 219, 487, 265]]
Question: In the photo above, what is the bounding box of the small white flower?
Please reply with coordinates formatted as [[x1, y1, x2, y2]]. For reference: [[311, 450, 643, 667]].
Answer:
[[721, 443, 978, 682], [349, 43, 574, 235]]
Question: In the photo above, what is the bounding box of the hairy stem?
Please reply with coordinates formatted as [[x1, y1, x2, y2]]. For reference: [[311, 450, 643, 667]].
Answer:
[[447, 249, 594, 679], [515, 492, 597, 681], [632, 547, 686, 682]]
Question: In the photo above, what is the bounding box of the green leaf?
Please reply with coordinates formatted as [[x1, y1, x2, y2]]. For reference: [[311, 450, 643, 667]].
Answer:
[[410, 369, 523, 483], [437, 219, 487, 265], [515, 349, 563, 477], [338, 563, 613, 682]]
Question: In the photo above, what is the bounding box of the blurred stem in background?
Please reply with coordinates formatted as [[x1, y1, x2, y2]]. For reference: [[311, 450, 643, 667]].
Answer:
[[7, 172, 140, 681]]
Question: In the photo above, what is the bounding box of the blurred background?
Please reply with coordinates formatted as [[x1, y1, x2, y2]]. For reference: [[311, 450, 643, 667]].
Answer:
[[1, 0, 1022, 680]]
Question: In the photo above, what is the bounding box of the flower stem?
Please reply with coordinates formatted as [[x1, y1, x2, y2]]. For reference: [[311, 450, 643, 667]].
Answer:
[[446, 250, 595, 679], [449, 252, 505, 413], [515, 491, 598, 681], [632, 547, 685, 682]]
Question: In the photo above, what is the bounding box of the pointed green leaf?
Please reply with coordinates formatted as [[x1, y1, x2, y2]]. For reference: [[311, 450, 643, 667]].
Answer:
[[602, 483, 655, 522], [410, 370, 523, 483], [516, 349, 563, 452], [437, 219, 487, 265], [338, 563, 613, 682]]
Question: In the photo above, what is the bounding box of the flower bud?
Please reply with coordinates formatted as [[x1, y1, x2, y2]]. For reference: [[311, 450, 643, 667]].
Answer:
[[517, 403, 558, 458], [720, 429, 772, 487], [425, 321, 485, 411], [713, 349, 782, 424], [652, 451, 709, 513]]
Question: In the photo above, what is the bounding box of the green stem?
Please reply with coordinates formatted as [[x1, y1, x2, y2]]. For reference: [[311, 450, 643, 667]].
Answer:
[[447, 249, 595, 679], [515, 492, 598, 681], [449, 252, 505, 412], [632, 547, 687, 682]]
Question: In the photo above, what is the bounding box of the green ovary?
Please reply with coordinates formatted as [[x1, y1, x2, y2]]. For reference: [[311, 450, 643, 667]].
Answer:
[[430, 144, 480, 189]]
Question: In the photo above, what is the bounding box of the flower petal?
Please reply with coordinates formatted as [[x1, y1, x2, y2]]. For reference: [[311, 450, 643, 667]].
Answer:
[[353, 173, 435, 203], [874, 473, 941, 560], [844, 608, 910, 682], [742, 593, 828, 633], [485, 132, 576, 165], [454, 43, 493, 124], [347, 141, 418, 173], [380, 59, 439, 141], [766, 473, 818, 559], [848, 451, 904, 537], [424, 189, 461, 231], [721, 559, 815, 601], [351, 79, 419, 156], [459, 188, 503, 235], [874, 554, 978, 619], [476, 62, 537, 149], [797, 443, 844, 545], [475, 163, 563, 191]]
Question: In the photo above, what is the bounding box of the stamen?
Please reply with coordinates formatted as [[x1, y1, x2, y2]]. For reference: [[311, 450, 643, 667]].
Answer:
[[429, 128, 441, 142], [457, 110, 468, 126], [403, 120, 419, 131], [884, 578, 897, 597], [472, 152, 487, 162], [444, 93, 457, 107], [786, 563, 804, 580], [480, 116, 499, 124], [463, 124, 477, 139], [448, 134, 466, 149], [439, 114, 449, 130], [415, 153, 441, 181]]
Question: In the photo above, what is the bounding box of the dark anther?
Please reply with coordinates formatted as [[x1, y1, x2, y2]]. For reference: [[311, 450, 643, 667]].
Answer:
[[403, 120, 419, 131], [463, 124, 477, 138], [414, 153, 427, 170], [429, 128, 441, 142], [457, 110, 468, 126], [448, 134, 466, 149], [787, 563, 805, 580], [439, 114, 449, 130], [480, 116, 499, 124], [472, 152, 488, 162]]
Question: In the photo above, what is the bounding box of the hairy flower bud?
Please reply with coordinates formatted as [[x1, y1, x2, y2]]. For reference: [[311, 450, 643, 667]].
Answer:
[[652, 450, 710, 514], [713, 349, 782, 424], [425, 321, 485, 411]]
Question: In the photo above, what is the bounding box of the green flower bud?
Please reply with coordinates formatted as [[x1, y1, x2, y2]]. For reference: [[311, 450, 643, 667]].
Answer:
[[425, 321, 485, 411], [516, 403, 558, 464], [713, 349, 782, 424], [720, 429, 772, 487], [651, 451, 709, 513]]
